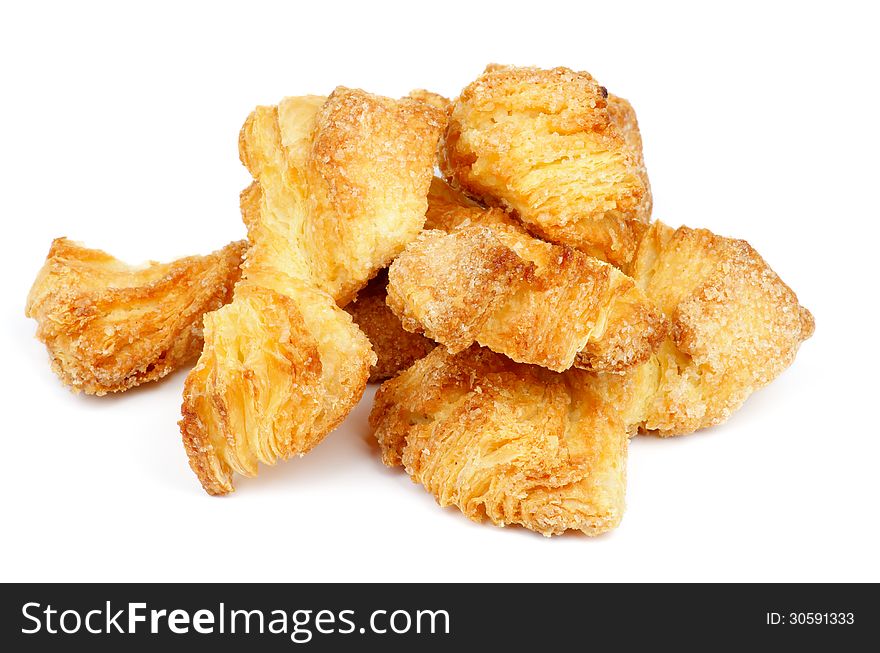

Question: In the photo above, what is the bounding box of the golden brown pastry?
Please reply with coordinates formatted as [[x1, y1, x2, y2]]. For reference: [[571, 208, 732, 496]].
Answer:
[[607, 94, 652, 224], [26, 238, 245, 395], [408, 89, 452, 114], [441, 64, 650, 267], [370, 345, 629, 537], [342, 177, 484, 384], [345, 271, 435, 383], [424, 176, 519, 232], [181, 88, 442, 495], [386, 223, 667, 372], [556, 221, 814, 437], [408, 92, 452, 169], [370, 222, 811, 533], [238, 91, 444, 306], [620, 221, 815, 435]]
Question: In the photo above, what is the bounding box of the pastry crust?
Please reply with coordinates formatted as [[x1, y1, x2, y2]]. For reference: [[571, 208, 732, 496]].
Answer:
[[424, 176, 519, 232], [386, 223, 667, 372], [622, 221, 815, 435], [26, 238, 245, 395], [607, 94, 652, 224], [345, 272, 435, 383], [343, 177, 479, 384], [370, 345, 628, 536], [239, 89, 443, 306], [407, 92, 451, 167], [369, 222, 812, 533], [441, 65, 650, 267], [181, 88, 441, 495], [407, 89, 452, 114]]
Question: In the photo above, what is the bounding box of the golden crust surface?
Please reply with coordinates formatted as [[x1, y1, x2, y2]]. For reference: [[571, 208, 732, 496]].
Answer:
[[181, 88, 441, 494], [441, 65, 650, 267], [407, 92, 451, 167], [341, 176, 479, 385], [386, 223, 667, 372], [407, 89, 452, 114], [621, 221, 814, 435], [369, 345, 628, 536], [345, 272, 435, 383], [239, 87, 444, 305], [181, 276, 373, 495], [424, 177, 519, 232], [607, 94, 652, 224], [26, 238, 245, 395]]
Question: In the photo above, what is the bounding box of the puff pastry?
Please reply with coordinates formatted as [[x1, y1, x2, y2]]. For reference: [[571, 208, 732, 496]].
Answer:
[[370, 345, 628, 536], [26, 238, 245, 395], [386, 223, 667, 372], [181, 88, 442, 495], [345, 272, 435, 383], [608, 94, 652, 225], [424, 176, 519, 232], [441, 64, 650, 267], [238, 91, 444, 306], [620, 221, 815, 435], [370, 222, 812, 533], [408, 89, 452, 114], [540, 222, 815, 437], [343, 177, 487, 384]]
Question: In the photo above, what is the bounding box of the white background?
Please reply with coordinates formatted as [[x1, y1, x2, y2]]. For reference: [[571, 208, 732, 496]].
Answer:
[[2, 1, 878, 582]]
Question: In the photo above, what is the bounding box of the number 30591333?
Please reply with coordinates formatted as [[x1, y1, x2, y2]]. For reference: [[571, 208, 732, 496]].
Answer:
[[766, 612, 855, 625]]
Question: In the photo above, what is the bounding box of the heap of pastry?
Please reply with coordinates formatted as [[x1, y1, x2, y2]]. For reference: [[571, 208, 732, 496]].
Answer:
[[26, 65, 813, 536]]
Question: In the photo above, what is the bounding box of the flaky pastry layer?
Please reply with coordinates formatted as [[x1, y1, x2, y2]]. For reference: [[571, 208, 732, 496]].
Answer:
[[239, 89, 443, 305], [345, 272, 435, 383], [564, 222, 814, 438], [424, 177, 519, 232], [620, 221, 814, 435], [441, 65, 651, 267], [181, 88, 441, 494], [387, 223, 667, 372], [608, 94, 652, 225], [26, 238, 245, 395], [370, 346, 628, 537], [343, 177, 489, 384]]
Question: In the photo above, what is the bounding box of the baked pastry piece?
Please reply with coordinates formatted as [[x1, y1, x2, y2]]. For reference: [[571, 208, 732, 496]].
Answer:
[[343, 177, 488, 384], [408, 89, 452, 114], [238, 91, 444, 306], [441, 64, 650, 267], [26, 238, 245, 395], [370, 345, 628, 536], [345, 271, 435, 383], [561, 221, 814, 437], [408, 92, 451, 168], [370, 222, 812, 533], [607, 94, 652, 225], [619, 221, 815, 435], [181, 88, 442, 495], [424, 176, 519, 232], [386, 223, 667, 372]]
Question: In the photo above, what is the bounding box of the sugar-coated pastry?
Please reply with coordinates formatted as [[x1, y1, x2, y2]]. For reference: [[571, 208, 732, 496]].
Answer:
[[345, 271, 435, 383], [370, 345, 629, 536], [26, 238, 245, 395], [441, 65, 650, 267], [387, 223, 667, 372], [607, 94, 652, 224], [621, 221, 814, 435], [424, 176, 519, 232], [238, 90, 444, 306], [557, 221, 814, 438], [181, 88, 442, 495], [408, 89, 452, 114]]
